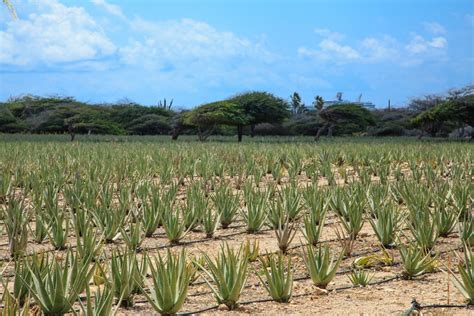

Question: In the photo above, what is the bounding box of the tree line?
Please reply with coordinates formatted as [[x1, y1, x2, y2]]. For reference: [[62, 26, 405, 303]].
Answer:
[[0, 85, 472, 141]]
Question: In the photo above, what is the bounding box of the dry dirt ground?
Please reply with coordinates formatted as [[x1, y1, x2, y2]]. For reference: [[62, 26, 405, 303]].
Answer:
[[0, 173, 472, 315], [1, 218, 471, 315]]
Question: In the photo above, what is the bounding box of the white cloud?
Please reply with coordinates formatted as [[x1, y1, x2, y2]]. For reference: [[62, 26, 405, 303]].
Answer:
[[319, 39, 360, 60], [361, 36, 398, 61], [313, 28, 344, 41], [299, 28, 448, 66], [298, 30, 359, 63], [120, 18, 273, 68], [423, 22, 446, 35], [0, 0, 116, 67], [91, 0, 125, 19], [405, 34, 447, 54]]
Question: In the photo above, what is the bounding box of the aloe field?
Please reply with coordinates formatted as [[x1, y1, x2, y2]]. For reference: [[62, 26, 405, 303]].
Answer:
[[0, 135, 473, 315]]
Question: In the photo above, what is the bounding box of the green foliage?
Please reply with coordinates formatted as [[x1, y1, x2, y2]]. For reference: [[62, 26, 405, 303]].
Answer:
[[242, 187, 269, 233], [302, 244, 343, 289], [143, 249, 192, 315], [3, 197, 29, 258], [449, 246, 474, 305], [197, 243, 249, 310], [348, 268, 374, 287], [412, 94, 474, 135], [0, 96, 173, 135], [25, 250, 94, 316], [257, 253, 293, 303], [229, 91, 291, 125], [80, 281, 117, 316], [399, 243, 437, 279], [110, 250, 141, 308], [184, 101, 250, 127], [213, 183, 240, 229], [319, 104, 376, 135], [368, 202, 402, 248]]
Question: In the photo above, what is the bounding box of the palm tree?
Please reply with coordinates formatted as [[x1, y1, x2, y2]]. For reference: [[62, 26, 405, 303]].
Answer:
[[3, 0, 17, 19], [313, 95, 324, 112]]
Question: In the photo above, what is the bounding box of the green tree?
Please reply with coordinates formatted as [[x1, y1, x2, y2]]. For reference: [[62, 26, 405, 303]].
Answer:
[[315, 104, 375, 140], [312, 95, 324, 112], [3, 0, 16, 19], [412, 94, 474, 137], [290, 92, 304, 115], [229, 91, 291, 141], [183, 101, 250, 141]]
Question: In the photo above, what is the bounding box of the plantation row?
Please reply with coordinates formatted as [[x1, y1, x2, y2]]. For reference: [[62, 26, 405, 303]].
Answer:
[[0, 138, 472, 314]]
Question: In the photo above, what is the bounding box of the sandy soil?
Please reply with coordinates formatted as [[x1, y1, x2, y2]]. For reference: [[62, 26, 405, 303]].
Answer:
[[0, 171, 472, 315]]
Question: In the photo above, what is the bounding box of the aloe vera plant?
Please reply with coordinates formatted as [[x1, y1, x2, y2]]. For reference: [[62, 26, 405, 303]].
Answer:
[[333, 187, 365, 240], [162, 209, 192, 244], [131, 253, 148, 295], [13, 254, 49, 307], [33, 211, 48, 244], [302, 186, 327, 225], [274, 216, 297, 253], [183, 184, 207, 230], [110, 249, 139, 307], [257, 253, 293, 303], [46, 209, 69, 250], [3, 197, 29, 258], [120, 221, 145, 251], [448, 246, 474, 305], [302, 244, 343, 289], [433, 194, 458, 237], [450, 182, 472, 220], [302, 207, 327, 246], [213, 183, 240, 229], [348, 268, 374, 287], [368, 202, 402, 248], [141, 186, 165, 237], [278, 186, 304, 221], [407, 209, 439, 252], [242, 188, 269, 233], [79, 281, 118, 316], [91, 203, 127, 243], [399, 243, 437, 279], [143, 249, 192, 315], [459, 215, 474, 247], [24, 249, 94, 316], [334, 223, 355, 257], [243, 239, 260, 262], [1, 289, 31, 316], [198, 243, 249, 310], [75, 219, 103, 260]]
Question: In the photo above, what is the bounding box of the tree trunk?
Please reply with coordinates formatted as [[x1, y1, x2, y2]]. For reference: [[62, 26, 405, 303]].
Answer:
[[314, 123, 328, 141], [171, 127, 180, 140], [237, 125, 243, 142], [250, 124, 255, 138], [327, 124, 335, 137]]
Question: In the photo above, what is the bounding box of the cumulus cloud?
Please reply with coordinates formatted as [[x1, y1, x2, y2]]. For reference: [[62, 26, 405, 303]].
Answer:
[[423, 22, 446, 35], [298, 30, 360, 63], [299, 27, 448, 66], [91, 0, 125, 19], [405, 34, 447, 53], [313, 28, 345, 41], [0, 0, 116, 67], [361, 36, 399, 62], [120, 17, 274, 69]]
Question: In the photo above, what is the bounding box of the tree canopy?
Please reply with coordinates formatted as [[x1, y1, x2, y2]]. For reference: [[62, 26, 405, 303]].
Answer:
[[318, 104, 376, 136], [229, 91, 291, 126]]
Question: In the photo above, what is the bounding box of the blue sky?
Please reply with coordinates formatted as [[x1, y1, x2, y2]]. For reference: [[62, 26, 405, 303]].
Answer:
[[0, 0, 473, 108]]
